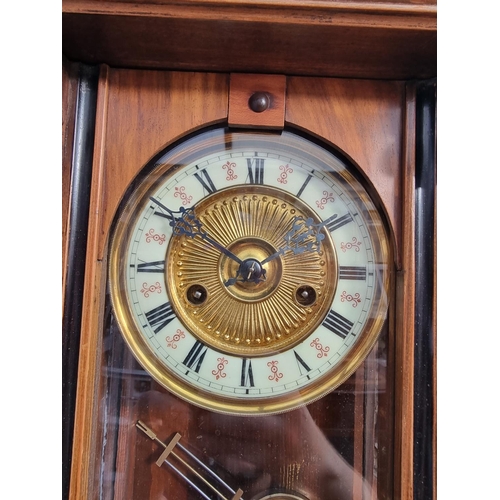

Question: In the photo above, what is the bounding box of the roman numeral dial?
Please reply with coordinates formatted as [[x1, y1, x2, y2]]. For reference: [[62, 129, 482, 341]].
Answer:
[[109, 128, 390, 415], [323, 310, 354, 339], [183, 341, 208, 373], [240, 359, 255, 391]]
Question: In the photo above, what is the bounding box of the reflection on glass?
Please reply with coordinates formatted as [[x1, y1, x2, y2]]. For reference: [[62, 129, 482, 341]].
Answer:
[[93, 309, 392, 500]]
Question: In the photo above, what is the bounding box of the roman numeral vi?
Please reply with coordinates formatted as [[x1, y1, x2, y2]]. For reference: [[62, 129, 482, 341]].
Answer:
[[240, 358, 255, 392]]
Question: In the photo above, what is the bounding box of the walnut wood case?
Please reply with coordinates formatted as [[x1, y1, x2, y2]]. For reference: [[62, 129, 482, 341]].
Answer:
[[62, 2, 436, 499]]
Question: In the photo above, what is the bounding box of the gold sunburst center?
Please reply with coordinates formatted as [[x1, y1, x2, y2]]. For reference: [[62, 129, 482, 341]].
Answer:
[[166, 186, 337, 356]]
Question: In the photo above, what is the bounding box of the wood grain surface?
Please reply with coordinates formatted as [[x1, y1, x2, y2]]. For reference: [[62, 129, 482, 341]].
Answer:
[[228, 73, 286, 129], [69, 68, 229, 499], [93, 68, 229, 261], [62, 0, 436, 80], [68, 68, 418, 500], [286, 76, 405, 267], [392, 82, 417, 500]]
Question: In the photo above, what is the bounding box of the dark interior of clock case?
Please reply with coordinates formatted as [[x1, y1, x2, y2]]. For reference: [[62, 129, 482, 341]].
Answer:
[[93, 290, 394, 500]]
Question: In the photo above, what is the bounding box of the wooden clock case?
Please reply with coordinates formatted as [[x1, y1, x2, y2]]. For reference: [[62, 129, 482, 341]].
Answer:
[[62, 2, 436, 499]]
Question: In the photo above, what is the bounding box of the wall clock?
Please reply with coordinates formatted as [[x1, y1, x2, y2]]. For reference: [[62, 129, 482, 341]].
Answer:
[[62, 3, 436, 499], [63, 68, 429, 500]]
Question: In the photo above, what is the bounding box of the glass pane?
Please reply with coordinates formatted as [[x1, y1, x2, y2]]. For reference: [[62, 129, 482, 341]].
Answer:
[[93, 127, 395, 500], [94, 309, 393, 500]]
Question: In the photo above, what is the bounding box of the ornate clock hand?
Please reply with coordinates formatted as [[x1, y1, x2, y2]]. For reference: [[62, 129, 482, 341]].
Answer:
[[259, 215, 333, 266], [150, 197, 243, 265]]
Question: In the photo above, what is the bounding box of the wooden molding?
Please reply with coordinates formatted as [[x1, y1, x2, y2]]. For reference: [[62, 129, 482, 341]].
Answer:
[[62, 0, 436, 80], [392, 83, 417, 500]]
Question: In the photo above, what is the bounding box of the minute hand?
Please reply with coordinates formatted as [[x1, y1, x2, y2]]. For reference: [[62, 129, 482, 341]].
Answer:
[[196, 231, 243, 264], [260, 214, 337, 266], [150, 197, 243, 265]]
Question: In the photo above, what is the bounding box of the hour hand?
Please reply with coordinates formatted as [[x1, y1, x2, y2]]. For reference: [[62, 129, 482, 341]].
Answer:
[[150, 197, 243, 265]]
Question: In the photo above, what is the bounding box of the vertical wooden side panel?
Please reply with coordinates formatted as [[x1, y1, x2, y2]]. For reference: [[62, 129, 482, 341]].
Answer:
[[433, 169, 437, 500], [393, 84, 417, 500], [62, 56, 80, 500], [69, 64, 110, 500]]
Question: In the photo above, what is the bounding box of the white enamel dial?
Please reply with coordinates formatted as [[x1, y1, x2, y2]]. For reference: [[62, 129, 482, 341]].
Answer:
[[109, 128, 390, 415]]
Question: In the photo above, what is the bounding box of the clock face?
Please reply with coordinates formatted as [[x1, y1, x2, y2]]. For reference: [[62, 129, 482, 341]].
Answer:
[[109, 128, 391, 415]]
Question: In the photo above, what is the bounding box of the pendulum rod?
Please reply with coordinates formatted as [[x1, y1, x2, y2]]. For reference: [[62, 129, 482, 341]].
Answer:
[[136, 420, 244, 500]]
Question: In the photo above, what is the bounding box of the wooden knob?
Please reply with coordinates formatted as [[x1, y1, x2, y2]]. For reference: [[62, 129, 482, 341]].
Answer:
[[248, 91, 270, 113]]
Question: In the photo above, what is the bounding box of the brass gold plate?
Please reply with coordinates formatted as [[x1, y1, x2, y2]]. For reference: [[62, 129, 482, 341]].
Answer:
[[167, 186, 337, 357], [109, 127, 391, 415]]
